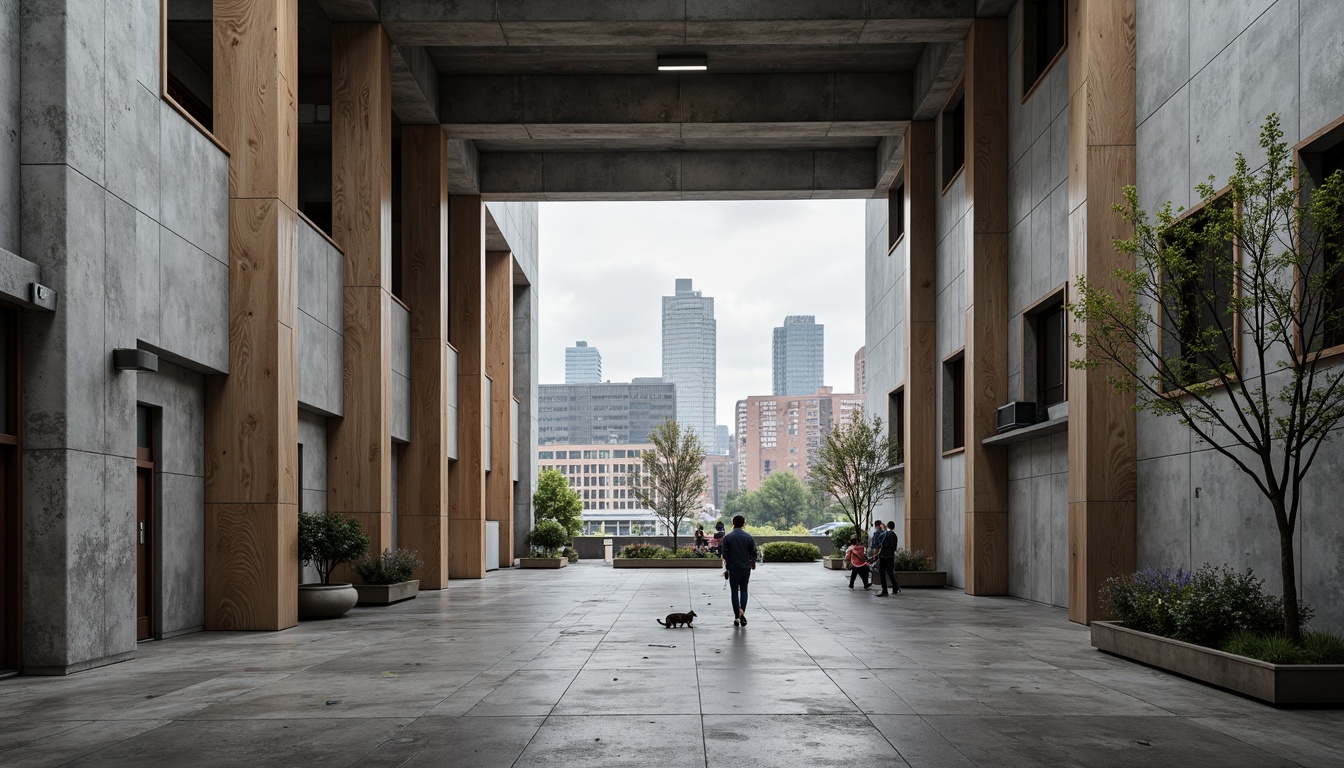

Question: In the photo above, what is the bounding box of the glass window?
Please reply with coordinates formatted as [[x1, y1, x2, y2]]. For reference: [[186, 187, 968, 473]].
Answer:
[[943, 355, 965, 451], [941, 90, 965, 189], [1022, 0, 1066, 96]]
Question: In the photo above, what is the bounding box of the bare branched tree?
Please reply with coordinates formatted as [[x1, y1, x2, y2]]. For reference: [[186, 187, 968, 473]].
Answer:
[[629, 419, 708, 551], [808, 407, 900, 541], [1071, 114, 1344, 642]]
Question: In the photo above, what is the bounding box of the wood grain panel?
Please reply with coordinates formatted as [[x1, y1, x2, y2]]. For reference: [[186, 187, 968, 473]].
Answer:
[[485, 250, 514, 566], [213, 0, 297, 204], [449, 196, 487, 579], [903, 120, 938, 565], [399, 125, 451, 588], [961, 18, 1011, 596], [205, 0, 301, 630], [204, 502, 297, 630], [1066, 0, 1138, 624]]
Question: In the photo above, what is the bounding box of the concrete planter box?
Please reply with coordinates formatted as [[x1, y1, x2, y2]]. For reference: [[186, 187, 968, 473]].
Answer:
[[1091, 621, 1344, 706], [297, 583, 358, 619], [894, 571, 946, 588], [353, 580, 419, 606], [613, 558, 721, 569], [520, 557, 568, 569], [823, 558, 848, 570]]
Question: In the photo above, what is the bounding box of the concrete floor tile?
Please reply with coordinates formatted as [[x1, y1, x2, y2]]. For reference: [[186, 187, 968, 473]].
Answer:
[[360, 715, 545, 768], [185, 671, 462, 719], [0, 720, 169, 768], [1021, 715, 1299, 767], [553, 667, 702, 715], [922, 715, 1084, 767], [1193, 713, 1344, 768], [705, 714, 908, 768], [514, 714, 705, 768], [699, 668, 858, 715], [463, 668, 581, 716], [868, 715, 976, 767]]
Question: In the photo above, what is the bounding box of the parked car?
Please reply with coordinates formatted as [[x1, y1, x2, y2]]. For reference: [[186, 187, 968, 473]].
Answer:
[[808, 521, 849, 536]]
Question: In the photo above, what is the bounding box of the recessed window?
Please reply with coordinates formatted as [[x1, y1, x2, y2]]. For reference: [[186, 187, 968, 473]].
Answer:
[[1160, 197, 1237, 389], [1300, 124, 1344, 353], [1024, 291, 1067, 409], [1022, 0, 1067, 97], [162, 0, 213, 131], [888, 387, 905, 463], [888, 177, 906, 250], [943, 353, 965, 452], [941, 88, 965, 190]]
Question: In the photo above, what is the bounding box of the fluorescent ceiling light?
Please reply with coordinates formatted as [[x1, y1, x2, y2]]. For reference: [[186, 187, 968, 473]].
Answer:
[[657, 54, 707, 71]]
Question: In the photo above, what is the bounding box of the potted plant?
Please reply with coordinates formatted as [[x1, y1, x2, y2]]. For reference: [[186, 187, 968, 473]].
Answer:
[[352, 548, 423, 606], [298, 510, 369, 619], [520, 519, 569, 569], [534, 468, 582, 564]]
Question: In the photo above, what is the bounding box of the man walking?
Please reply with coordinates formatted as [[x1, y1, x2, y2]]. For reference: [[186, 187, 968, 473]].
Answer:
[[870, 520, 887, 593], [720, 514, 758, 626], [876, 520, 901, 596]]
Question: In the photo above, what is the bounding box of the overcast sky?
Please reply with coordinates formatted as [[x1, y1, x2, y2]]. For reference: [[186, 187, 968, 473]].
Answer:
[[537, 200, 867, 429]]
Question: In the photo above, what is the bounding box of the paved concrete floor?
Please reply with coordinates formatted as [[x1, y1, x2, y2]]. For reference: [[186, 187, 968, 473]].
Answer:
[[1, 562, 1342, 767]]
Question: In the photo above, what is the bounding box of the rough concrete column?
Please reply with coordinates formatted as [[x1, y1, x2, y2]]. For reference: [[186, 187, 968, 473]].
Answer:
[[485, 250, 514, 566], [903, 120, 938, 566], [448, 195, 486, 579], [513, 278, 539, 560], [0, 0, 17, 254], [961, 18, 1011, 596], [327, 22, 394, 561], [1066, 0, 1137, 624], [398, 125, 450, 588], [202, 0, 300, 632]]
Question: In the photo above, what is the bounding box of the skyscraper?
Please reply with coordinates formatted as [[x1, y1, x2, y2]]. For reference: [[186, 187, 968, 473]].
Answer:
[[772, 315, 824, 396], [565, 340, 601, 383], [661, 279, 717, 448], [854, 346, 866, 395]]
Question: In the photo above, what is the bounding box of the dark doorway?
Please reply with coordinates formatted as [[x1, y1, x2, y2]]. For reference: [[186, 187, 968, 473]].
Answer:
[[0, 305, 20, 672], [136, 406, 155, 641]]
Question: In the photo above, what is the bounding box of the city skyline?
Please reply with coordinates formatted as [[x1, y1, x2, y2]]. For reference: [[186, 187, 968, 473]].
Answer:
[[537, 201, 866, 424]]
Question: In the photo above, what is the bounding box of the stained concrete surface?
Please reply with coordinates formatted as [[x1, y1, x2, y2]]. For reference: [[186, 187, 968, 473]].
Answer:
[[1, 562, 1341, 767]]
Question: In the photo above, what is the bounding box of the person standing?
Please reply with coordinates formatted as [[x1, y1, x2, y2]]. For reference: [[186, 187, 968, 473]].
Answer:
[[844, 534, 871, 589], [876, 520, 901, 596], [720, 515, 758, 626], [870, 521, 887, 594]]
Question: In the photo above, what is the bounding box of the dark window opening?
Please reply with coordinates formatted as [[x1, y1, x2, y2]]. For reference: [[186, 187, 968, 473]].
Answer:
[[888, 387, 905, 464], [297, 0, 334, 236], [164, 0, 214, 131], [943, 355, 965, 451], [888, 177, 906, 250], [1301, 130, 1344, 352], [1160, 199, 1237, 388], [941, 90, 965, 190], [1023, 0, 1067, 97], [1027, 295, 1067, 409]]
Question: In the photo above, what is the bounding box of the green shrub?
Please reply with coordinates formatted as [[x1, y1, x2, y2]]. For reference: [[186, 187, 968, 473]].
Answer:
[[354, 548, 422, 585], [526, 519, 569, 557], [298, 510, 370, 585], [617, 542, 667, 559], [1303, 631, 1344, 664], [743, 524, 811, 536], [892, 549, 932, 572], [564, 547, 579, 564], [669, 546, 713, 559], [760, 541, 820, 562], [1222, 630, 1308, 664], [830, 524, 867, 552]]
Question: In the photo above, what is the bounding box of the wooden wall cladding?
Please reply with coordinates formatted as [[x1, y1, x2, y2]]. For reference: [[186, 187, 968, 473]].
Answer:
[[1066, 0, 1138, 624], [399, 126, 451, 588], [961, 18, 1011, 596], [449, 196, 487, 579], [485, 250, 514, 566], [328, 22, 395, 559], [204, 0, 301, 630], [903, 120, 939, 566]]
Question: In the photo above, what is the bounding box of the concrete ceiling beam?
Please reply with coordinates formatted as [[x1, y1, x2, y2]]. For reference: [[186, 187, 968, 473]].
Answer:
[[439, 72, 913, 138], [380, 0, 976, 46], [446, 138, 482, 195], [478, 148, 875, 201], [318, 0, 381, 22], [912, 41, 965, 119], [391, 45, 440, 124]]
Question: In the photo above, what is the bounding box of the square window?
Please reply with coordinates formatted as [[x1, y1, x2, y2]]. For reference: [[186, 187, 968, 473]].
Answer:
[[1159, 197, 1238, 389], [1299, 123, 1344, 353], [941, 88, 965, 190], [888, 387, 905, 462], [1022, 0, 1067, 97], [1024, 291, 1068, 410], [943, 354, 965, 452], [888, 176, 906, 250]]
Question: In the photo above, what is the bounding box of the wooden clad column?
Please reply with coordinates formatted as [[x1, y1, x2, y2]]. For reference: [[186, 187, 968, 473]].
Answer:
[[962, 18, 1011, 595], [329, 23, 394, 558], [399, 126, 451, 588], [903, 121, 938, 565], [449, 196, 487, 578], [204, 0, 300, 631], [485, 250, 514, 567], [1066, 0, 1137, 623]]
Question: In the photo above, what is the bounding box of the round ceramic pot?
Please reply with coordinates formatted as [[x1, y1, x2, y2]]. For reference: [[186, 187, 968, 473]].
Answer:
[[297, 582, 358, 619]]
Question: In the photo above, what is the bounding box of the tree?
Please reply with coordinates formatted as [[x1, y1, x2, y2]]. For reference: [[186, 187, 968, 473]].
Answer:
[[298, 510, 370, 585], [808, 407, 900, 539], [1070, 114, 1344, 642], [755, 471, 811, 528], [533, 468, 583, 539], [629, 419, 708, 551]]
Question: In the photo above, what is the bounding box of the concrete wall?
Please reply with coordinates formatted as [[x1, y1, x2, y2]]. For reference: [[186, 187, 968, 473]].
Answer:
[[1134, 0, 1344, 631], [0, 0, 18, 255], [137, 360, 205, 638], [298, 409, 328, 585], [391, 300, 409, 442], [297, 221, 344, 417], [19, 0, 228, 672]]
